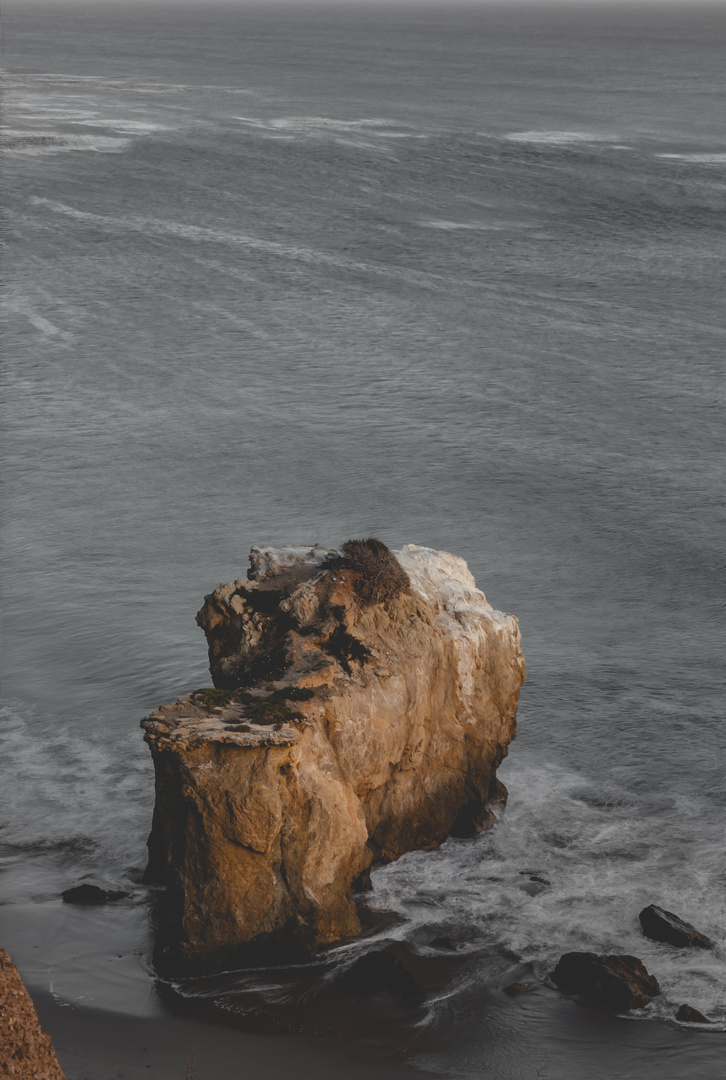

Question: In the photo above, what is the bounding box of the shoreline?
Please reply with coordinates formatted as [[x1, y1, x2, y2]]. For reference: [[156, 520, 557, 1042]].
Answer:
[[32, 988, 420, 1080]]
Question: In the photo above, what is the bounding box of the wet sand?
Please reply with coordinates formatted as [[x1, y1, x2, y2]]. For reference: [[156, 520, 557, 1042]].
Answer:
[[33, 990, 419, 1080]]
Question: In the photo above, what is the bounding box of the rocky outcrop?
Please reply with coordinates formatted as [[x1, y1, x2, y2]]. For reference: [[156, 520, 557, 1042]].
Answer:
[[142, 543, 524, 974], [61, 884, 129, 905], [552, 952, 661, 1012], [639, 905, 714, 950], [0, 949, 66, 1079], [676, 1004, 710, 1024]]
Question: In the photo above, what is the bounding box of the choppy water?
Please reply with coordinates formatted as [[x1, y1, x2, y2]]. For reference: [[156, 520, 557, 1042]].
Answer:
[[2, 3, 725, 1077]]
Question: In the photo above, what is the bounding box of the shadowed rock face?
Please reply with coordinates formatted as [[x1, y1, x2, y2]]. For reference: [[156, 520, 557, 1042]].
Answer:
[[552, 952, 661, 1012], [639, 905, 714, 950], [142, 544, 525, 975], [676, 1004, 710, 1024]]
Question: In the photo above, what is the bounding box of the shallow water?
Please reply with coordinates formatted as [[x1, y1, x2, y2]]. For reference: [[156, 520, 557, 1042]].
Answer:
[[2, 3, 725, 1077]]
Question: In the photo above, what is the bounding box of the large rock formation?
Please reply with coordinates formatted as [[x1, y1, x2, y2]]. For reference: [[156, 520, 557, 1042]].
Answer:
[[142, 543, 525, 974]]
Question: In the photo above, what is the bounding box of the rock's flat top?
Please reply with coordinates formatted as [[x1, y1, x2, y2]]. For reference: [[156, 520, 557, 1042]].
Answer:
[[143, 544, 518, 753], [0, 949, 66, 1079]]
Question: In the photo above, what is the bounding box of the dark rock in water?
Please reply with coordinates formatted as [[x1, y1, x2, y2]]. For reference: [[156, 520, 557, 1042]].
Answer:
[[639, 905, 714, 950], [336, 948, 424, 1002], [676, 1004, 710, 1024], [429, 937, 458, 951], [504, 981, 532, 996], [61, 884, 129, 905], [552, 952, 660, 1012]]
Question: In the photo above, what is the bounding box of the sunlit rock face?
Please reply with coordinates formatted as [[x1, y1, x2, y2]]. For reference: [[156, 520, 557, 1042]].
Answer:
[[142, 543, 525, 975]]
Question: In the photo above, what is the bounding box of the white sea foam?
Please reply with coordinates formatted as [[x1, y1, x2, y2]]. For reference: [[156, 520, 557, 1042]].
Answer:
[[2, 73, 255, 95], [421, 219, 526, 232], [0, 703, 152, 875], [2, 295, 73, 343], [504, 130, 619, 145], [369, 760, 726, 1026], [232, 115, 413, 145], [657, 153, 726, 164]]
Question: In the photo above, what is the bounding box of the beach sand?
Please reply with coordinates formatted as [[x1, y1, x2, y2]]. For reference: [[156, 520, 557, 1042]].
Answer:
[[34, 990, 417, 1080]]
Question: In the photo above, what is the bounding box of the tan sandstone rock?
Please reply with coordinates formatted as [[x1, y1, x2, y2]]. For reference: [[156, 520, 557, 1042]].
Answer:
[[0, 949, 66, 1079], [142, 543, 525, 974]]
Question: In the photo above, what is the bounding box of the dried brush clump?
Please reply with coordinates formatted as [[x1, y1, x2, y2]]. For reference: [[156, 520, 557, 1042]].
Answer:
[[326, 538, 410, 606]]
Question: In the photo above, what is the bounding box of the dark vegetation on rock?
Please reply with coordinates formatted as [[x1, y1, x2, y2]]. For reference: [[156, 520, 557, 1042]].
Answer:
[[551, 952, 660, 1012], [639, 905, 714, 950], [324, 538, 410, 606], [322, 622, 372, 673], [61, 884, 129, 904], [191, 685, 315, 726]]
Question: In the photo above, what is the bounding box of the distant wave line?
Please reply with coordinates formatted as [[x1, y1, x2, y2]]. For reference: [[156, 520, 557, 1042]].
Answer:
[[29, 197, 443, 288]]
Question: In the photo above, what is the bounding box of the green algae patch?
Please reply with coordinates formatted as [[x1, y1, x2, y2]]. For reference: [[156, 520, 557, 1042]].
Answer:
[[191, 687, 240, 709], [192, 685, 315, 726]]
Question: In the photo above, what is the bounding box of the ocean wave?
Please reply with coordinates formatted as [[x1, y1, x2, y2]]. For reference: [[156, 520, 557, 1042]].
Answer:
[[29, 196, 442, 289], [231, 114, 416, 146], [657, 153, 726, 165], [504, 130, 620, 146], [420, 219, 527, 232], [2, 132, 130, 155], [0, 702, 152, 879], [1, 73, 255, 95], [70, 119, 173, 134], [368, 760, 726, 1026]]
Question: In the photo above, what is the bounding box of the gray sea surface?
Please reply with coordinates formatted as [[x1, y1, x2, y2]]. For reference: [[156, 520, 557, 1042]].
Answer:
[[2, 3, 725, 1078]]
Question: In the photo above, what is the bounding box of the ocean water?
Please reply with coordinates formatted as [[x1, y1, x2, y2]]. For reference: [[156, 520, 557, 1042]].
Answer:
[[2, 2, 725, 1077]]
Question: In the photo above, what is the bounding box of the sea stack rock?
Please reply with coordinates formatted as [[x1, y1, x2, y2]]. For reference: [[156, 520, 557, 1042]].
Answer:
[[142, 542, 525, 974]]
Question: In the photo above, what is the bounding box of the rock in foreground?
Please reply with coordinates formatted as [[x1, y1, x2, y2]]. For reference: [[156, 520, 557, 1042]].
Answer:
[[142, 543, 524, 974], [639, 905, 714, 950], [552, 952, 660, 1012], [0, 949, 66, 1079]]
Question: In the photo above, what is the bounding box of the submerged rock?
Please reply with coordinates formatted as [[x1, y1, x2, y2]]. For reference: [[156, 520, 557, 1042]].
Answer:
[[676, 1004, 710, 1024], [429, 936, 459, 952], [0, 949, 66, 1079], [552, 952, 660, 1012], [142, 542, 525, 974], [639, 905, 714, 950], [61, 884, 129, 904], [336, 947, 424, 1002]]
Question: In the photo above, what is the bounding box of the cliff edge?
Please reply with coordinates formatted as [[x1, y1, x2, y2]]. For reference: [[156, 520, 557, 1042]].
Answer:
[[142, 542, 525, 974]]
